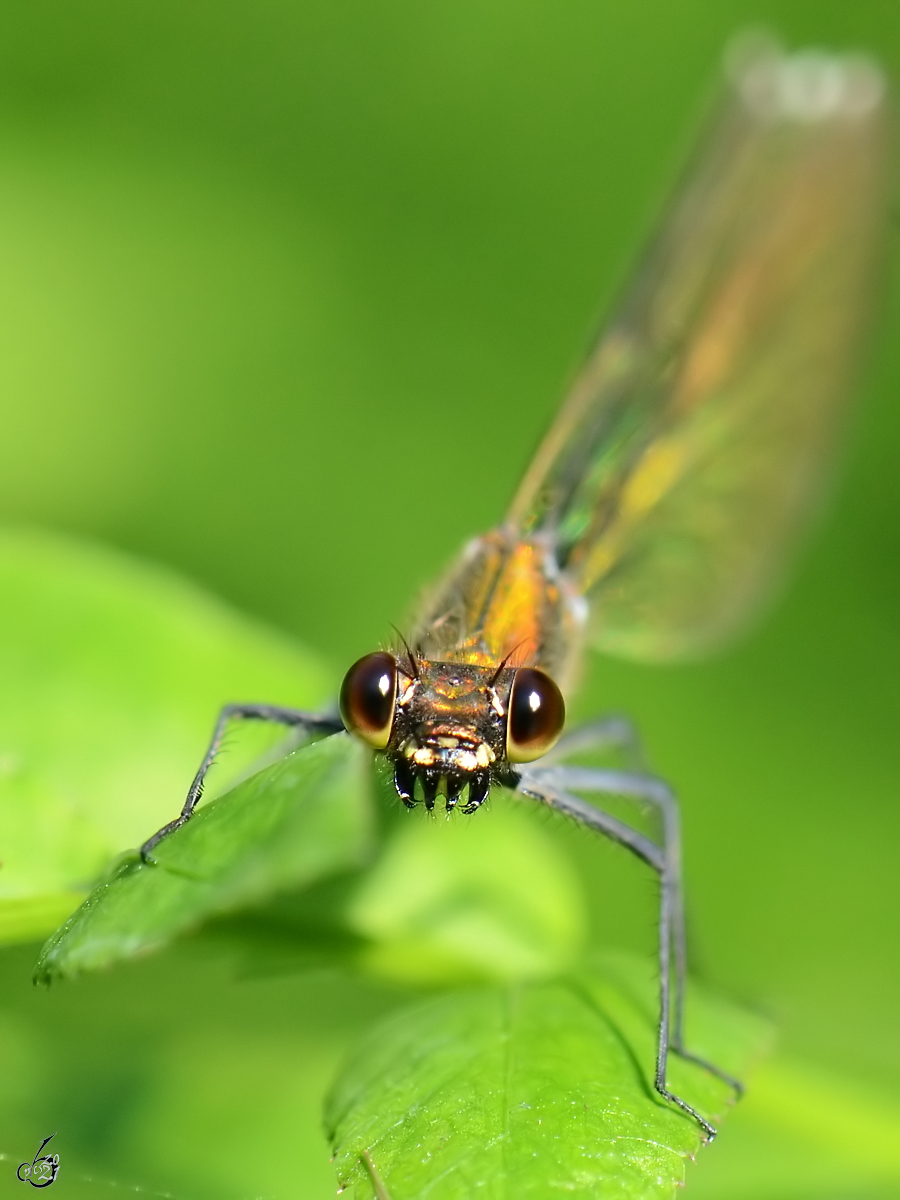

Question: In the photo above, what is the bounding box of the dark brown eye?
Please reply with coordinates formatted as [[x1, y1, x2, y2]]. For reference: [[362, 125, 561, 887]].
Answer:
[[506, 667, 565, 763], [340, 652, 398, 749]]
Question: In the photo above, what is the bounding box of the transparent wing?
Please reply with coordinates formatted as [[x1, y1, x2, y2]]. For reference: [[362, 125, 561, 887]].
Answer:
[[508, 38, 888, 662]]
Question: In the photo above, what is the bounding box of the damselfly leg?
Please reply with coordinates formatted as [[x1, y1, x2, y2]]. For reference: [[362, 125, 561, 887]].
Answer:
[[139, 704, 343, 861], [538, 714, 648, 773], [515, 749, 743, 1139], [532, 718, 743, 1090]]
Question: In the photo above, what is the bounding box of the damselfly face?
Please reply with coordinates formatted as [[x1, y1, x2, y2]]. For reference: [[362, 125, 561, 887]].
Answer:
[[340, 650, 565, 811]]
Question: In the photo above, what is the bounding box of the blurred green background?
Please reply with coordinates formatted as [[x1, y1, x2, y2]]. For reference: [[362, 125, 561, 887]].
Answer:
[[0, 0, 898, 1196]]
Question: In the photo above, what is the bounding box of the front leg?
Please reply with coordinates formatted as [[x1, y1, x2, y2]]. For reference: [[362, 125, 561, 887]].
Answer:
[[140, 703, 343, 861], [533, 761, 743, 1096], [515, 762, 739, 1140]]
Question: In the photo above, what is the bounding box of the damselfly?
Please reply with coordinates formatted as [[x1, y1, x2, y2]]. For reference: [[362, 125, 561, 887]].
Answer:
[[141, 37, 887, 1140]]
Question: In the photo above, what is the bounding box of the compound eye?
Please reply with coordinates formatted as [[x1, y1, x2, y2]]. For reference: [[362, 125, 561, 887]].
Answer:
[[506, 667, 565, 763], [340, 652, 398, 749]]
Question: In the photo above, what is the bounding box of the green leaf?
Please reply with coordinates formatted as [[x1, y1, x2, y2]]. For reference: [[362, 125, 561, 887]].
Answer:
[[347, 783, 588, 985], [0, 527, 334, 942], [34, 731, 372, 981], [325, 953, 769, 1200]]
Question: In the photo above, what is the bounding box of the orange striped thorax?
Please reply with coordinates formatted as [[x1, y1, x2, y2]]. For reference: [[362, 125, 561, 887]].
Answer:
[[411, 528, 585, 688]]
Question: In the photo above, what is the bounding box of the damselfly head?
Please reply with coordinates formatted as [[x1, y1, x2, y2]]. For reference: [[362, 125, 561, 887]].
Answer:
[[339, 652, 566, 810]]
